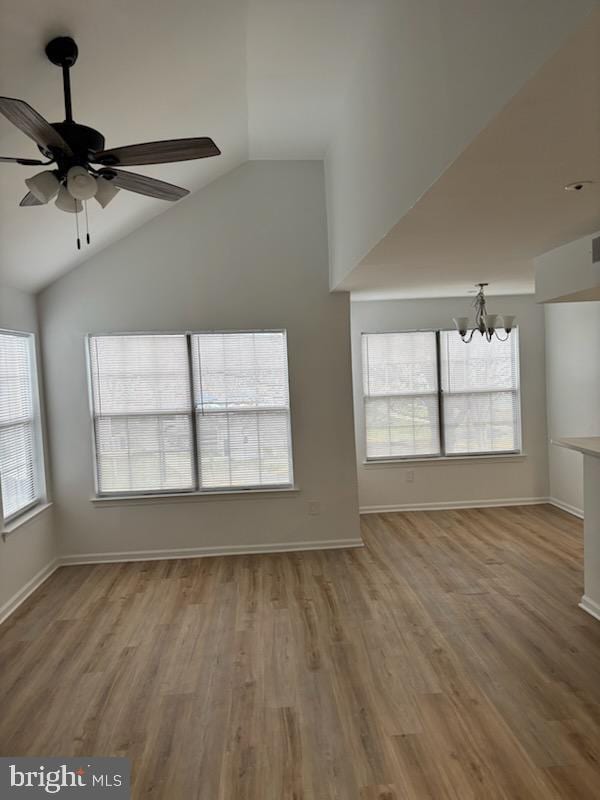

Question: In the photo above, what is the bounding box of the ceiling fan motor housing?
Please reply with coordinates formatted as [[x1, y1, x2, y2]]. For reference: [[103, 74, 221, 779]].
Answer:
[[41, 122, 106, 170]]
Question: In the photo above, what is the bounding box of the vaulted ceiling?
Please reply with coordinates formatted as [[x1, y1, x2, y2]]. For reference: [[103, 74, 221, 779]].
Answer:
[[0, 0, 366, 291], [1, 0, 598, 296]]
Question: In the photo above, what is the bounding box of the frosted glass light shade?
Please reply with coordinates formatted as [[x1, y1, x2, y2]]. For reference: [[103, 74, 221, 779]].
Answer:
[[453, 317, 469, 333], [25, 170, 60, 203], [94, 176, 120, 208], [483, 314, 499, 329], [67, 166, 97, 200], [501, 315, 516, 331], [55, 185, 83, 213]]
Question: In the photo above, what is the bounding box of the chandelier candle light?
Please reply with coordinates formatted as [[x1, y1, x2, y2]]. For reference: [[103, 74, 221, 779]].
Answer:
[[453, 283, 516, 343]]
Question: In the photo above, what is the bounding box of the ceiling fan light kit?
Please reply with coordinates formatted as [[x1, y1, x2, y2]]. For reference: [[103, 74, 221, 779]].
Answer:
[[453, 284, 516, 343], [67, 165, 97, 200], [55, 184, 82, 213], [25, 170, 60, 203], [0, 35, 221, 248], [94, 176, 120, 208]]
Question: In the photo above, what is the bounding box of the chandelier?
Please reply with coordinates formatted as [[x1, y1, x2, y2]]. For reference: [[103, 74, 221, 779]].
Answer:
[[453, 283, 516, 343]]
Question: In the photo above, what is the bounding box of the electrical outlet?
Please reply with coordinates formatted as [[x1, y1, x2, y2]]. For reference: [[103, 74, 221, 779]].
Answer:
[[308, 501, 321, 516], [406, 470, 414, 483]]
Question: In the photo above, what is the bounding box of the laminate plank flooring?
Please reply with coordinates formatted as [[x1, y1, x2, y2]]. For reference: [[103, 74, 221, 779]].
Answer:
[[1, 504, 599, 798]]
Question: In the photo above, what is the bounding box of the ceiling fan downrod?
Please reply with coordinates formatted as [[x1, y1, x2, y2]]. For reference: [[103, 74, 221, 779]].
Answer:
[[45, 37, 79, 123]]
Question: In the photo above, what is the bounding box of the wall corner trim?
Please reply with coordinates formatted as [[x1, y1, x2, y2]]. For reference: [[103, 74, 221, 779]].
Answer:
[[579, 595, 600, 623], [0, 558, 59, 626]]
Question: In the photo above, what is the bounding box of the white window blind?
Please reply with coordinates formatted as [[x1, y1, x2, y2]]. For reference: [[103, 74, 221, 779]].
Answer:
[[89, 335, 195, 494], [0, 331, 44, 521], [362, 332, 440, 459], [88, 331, 293, 496], [192, 331, 293, 489], [440, 329, 521, 455]]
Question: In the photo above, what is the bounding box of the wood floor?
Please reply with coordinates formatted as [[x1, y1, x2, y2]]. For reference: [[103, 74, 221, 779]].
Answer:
[[1, 505, 599, 799]]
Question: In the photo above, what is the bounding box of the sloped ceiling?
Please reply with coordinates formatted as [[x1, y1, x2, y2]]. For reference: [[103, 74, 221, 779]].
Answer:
[[342, 6, 600, 300], [0, 0, 598, 295], [0, 0, 366, 291]]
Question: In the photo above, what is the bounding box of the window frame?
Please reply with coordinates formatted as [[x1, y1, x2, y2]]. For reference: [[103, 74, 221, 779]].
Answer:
[[85, 329, 295, 499], [0, 328, 47, 526], [361, 327, 522, 463]]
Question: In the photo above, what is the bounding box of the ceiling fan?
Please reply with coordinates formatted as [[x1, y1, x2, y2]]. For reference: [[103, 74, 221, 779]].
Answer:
[[0, 36, 221, 247]]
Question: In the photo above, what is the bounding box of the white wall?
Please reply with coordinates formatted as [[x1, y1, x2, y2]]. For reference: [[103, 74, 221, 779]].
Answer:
[[351, 295, 549, 511], [0, 286, 56, 615], [326, 0, 597, 289], [536, 250, 600, 513], [38, 161, 361, 559], [535, 231, 600, 303]]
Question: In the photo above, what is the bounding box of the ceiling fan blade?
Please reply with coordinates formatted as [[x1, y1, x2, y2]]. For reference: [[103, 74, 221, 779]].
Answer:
[[93, 137, 220, 166], [0, 97, 72, 155], [19, 191, 43, 207], [0, 156, 47, 165], [99, 168, 189, 201]]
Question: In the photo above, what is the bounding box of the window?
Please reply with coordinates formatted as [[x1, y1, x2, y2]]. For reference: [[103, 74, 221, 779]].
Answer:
[[440, 330, 521, 456], [88, 331, 293, 496], [362, 331, 440, 459], [0, 330, 46, 523], [362, 329, 521, 460], [192, 332, 293, 490], [89, 334, 195, 495]]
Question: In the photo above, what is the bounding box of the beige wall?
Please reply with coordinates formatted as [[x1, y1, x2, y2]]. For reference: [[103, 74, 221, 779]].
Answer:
[[0, 285, 56, 616], [351, 295, 549, 510], [38, 161, 361, 559]]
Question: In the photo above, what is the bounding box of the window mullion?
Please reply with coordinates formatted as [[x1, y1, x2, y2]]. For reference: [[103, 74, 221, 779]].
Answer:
[[436, 330, 446, 456], [186, 334, 200, 492]]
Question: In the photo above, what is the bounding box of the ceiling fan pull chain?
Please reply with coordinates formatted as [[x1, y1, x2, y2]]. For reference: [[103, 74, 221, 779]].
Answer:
[[84, 200, 91, 245], [75, 200, 81, 250]]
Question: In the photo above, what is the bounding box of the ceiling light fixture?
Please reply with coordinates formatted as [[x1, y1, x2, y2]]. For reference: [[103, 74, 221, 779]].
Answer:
[[94, 176, 120, 208], [24, 170, 60, 203], [453, 283, 516, 343], [0, 35, 221, 249], [66, 166, 97, 200], [55, 184, 82, 214]]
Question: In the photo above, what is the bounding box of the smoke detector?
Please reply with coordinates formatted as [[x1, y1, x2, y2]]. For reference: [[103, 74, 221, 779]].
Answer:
[[565, 180, 594, 192]]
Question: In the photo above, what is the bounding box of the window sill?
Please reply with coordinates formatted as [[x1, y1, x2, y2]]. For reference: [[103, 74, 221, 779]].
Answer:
[[1, 501, 53, 539], [91, 486, 301, 507], [363, 453, 526, 467]]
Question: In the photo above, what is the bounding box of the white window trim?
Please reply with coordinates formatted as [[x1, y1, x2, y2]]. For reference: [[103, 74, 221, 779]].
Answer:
[[85, 329, 295, 500], [90, 486, 300, 507], [361, 327, 523, 463], [0, 329, 48, 527], [1, 501, 53, 539]]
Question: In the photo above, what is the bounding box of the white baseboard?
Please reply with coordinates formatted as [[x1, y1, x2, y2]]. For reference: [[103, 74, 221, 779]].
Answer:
[[0, 558, 59, 626], [0, 539, 363, 624], [579, 595, 600, 622], [360, 497, 549, 514], [548, 497, 584, 519], [59, 537, 364, 566]]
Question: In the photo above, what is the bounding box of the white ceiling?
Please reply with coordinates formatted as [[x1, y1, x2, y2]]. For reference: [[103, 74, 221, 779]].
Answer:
[[0, 0, 367, 291], [246, 0, 367, 159], [342, 7, 600, 300], [1, 2, 598, 298]]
